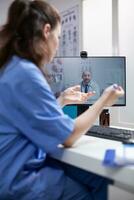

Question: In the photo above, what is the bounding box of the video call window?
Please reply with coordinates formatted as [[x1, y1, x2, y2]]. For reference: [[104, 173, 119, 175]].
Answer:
[[45, 56, 126, 106]]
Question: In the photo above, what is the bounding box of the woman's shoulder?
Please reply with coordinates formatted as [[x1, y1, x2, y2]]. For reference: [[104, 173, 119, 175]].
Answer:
[[2, 55, 49, 91], [9, 56, 46, 83], [11, 56, 41, 75]]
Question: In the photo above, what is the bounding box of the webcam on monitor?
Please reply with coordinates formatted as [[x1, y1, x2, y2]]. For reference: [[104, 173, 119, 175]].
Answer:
[[80, 51, 88, 58]]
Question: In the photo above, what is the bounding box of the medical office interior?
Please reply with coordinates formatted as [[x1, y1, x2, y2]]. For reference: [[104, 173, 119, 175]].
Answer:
[[0, 0, 134, 199]]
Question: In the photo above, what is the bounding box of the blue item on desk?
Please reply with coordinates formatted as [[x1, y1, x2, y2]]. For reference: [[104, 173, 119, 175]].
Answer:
[[103, 149, 117, 167], [103, 144, 134, 167]]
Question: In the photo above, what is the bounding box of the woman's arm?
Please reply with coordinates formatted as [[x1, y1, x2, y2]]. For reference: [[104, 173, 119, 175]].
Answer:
[[63, 84, 124, 147]]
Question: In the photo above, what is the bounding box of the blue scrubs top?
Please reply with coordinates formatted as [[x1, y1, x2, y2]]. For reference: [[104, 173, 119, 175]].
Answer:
[[0, 56, 74, 199]]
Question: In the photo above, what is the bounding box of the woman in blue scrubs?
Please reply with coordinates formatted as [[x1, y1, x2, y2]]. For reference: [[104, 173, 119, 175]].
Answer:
[[0, 1, 124, 200]]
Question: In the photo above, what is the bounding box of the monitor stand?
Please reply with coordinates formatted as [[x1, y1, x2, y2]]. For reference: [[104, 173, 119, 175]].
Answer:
[[77, 105, 89, 116], [77, 106, 110, 127]]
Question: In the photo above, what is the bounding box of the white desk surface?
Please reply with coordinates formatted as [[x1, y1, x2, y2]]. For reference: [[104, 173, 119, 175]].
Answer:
[[51, 135, 134, 193]]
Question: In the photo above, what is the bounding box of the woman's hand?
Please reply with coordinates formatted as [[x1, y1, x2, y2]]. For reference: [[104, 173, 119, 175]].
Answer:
[[101, 84, 124, 106], [57, 85, 95, 107]]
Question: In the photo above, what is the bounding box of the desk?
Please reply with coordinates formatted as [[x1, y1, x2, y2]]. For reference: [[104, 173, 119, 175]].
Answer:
[[51, 135, 134, 193]]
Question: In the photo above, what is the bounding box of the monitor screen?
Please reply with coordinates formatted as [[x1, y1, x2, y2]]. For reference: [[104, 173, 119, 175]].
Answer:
[[45, 56, 126, 106]]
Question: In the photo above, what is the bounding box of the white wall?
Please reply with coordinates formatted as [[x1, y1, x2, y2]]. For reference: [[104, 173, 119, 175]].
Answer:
[[117, 0, 134, 128], [83, 0, 112, 55], [0, 0, 11, 25]]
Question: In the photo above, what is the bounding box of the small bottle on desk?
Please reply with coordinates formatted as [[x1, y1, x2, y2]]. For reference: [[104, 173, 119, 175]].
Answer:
[[99, 109, 110, 126]]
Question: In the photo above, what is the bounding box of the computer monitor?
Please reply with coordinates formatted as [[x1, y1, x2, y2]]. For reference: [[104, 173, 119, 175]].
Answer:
[[45, 56, 126, 107]]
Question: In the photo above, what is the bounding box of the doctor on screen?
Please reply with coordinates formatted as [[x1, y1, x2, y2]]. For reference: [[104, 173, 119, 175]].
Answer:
[[81, 70, 100, 103]]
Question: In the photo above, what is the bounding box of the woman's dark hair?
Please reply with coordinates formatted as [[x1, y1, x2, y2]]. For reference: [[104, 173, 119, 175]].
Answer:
[[0, 0, 61, 68]]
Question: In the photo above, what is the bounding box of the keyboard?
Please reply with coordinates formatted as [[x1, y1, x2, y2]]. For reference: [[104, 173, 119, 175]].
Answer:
[[86, 125, 134, 143]]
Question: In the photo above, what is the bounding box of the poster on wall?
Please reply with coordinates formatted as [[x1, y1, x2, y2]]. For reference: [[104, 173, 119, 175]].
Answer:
[[57, 5, 80, 56]]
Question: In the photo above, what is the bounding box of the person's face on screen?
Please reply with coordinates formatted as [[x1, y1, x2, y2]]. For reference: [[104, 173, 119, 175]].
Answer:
[[82, 71, 92, 84], [44, 23, 61, 63]]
